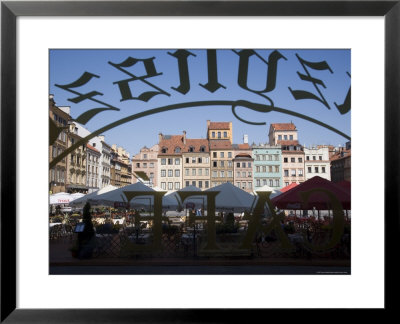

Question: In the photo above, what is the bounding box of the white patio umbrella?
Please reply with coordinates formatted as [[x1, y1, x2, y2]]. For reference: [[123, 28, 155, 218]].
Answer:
[[205, 182, 256, 212], [86, 182, 176, 210], [254, 185, 282, 199], [49, 192, 74, 205], [69, 185, 117, 207], [165, 185, 204, 210]]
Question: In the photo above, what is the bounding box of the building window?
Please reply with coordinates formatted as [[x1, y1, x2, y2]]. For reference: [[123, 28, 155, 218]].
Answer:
[[200, 146, 206, 152], [220, 152, 224, 158], [290, 135, 293, 140], [189, 146, 194, 153], [248, 182, 252, 189], [313, 156, 316, 160], [213, 152, 217, 158], [218, 132, 221, 138], [224, 131, 227, 138], [228, 152, 232, 158], [291, 157, 295, 162], [322, 167, 326, 173], [175, 169, 180, 177], [269, 179, 273, 187], [212, 132, 215, 138], [168, 182, 173, 190], [275, 179, 279, 187], [161, 182, 166, 190], [256, 166, 260, 172], [220, 171, 225, 177], [284, 135, 288, 140], [236, 182, 241, 188], [255, 155, 260, 161], [175, 147, 181, 153], [306, 156, 310, 161], [185, 169, 189, 176], [205, 169, 209, 176], [278, 135, 282, 140], [220, 161, 225, 167], [256, 179, 261, 187], [197, 157, 202, 163], [236, 163, 240, 167], [319, 156, 323, 160], [242, 182, 246, 189], [175, 182, 180, 190], [298, 169, 303, 176], [205, 157, 209, 163], [192, 169, 196, 176], [167, 170, 173, 177], [205, 181, 209, 188], [237, 171, 241, 177], [198, 181, 203, 188], [161, 170, 166, 177], [212, 171, 217, 177], [192, 181, 196, 186], [185, 181, 190, 187], [263, 179, 267, 186], [315, 167, 319, 173], [308, 167, 312, 173], [228, 161, 232, 167], [192, 157, 196, 163], [291, 169, 296, 176], [228, 171, 232, 178], [298, 158, 303, 163], [197, 168, 202, 176], [213, 161, 217, 167], [143, 163, 147, 168], [161, 147, 167, 153], [161, 158, 166, 165], [242, 172, 246, 177], [175, 158, 180, 165], [262, 166, 267, 173], [284, 157, 288, 163], [168, 158, 173, 165]]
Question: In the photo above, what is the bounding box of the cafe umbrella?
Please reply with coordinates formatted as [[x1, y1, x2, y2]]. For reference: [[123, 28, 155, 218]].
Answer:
[[205, 182, 256, 212], [271, 176, 351, 211]]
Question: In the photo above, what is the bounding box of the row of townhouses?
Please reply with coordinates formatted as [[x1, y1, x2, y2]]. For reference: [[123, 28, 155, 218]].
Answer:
[[49, 96, 133, 194], [131, 121, 351, 193], [50, 95, 351, 195]]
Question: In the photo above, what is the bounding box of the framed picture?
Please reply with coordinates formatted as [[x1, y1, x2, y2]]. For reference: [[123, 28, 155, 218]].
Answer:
[[1, 0, 397, 321]]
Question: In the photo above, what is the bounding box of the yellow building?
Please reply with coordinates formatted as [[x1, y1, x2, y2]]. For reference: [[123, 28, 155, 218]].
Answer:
[[49, 96, 69, 194]]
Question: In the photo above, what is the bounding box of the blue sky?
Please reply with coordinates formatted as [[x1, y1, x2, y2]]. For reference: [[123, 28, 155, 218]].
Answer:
[[49, 49, 350, 156]]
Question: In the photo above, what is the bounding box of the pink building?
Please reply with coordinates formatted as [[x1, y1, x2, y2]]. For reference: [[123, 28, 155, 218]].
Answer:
[[131, 144, 159, 188]]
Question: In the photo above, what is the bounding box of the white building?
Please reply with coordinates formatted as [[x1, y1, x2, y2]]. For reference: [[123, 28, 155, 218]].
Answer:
[[304, 146, 331, 181], [73, 123, 112, 190]]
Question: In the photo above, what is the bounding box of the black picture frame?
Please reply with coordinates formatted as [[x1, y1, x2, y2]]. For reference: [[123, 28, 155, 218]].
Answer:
[[1, 0, 398, 321]]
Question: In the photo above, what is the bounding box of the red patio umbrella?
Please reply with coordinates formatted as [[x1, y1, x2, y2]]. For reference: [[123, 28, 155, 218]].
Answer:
[[280, 182, 298, 193], [271, 176, 351, 210]]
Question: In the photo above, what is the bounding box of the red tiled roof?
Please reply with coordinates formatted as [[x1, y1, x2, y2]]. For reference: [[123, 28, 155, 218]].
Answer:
[[184, 139, 209, 153], [330, 149, 351, 161], [158, 135, 185, 155], [271, 123, 296, 131], [208, 122, 230, 130], [278, 140, 300, 146], [209, 140, 232, 150], [236, 143, 250, 150], [86, 143, 100, 153]]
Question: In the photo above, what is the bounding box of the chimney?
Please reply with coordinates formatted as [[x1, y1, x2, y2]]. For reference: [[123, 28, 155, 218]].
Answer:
[[98, 135, 105, 142], [207, 120, 210, 128], [183, 130, 186, 144], [243, 134, 248, 144], [158, 133, 163, 143]]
